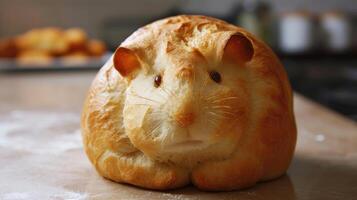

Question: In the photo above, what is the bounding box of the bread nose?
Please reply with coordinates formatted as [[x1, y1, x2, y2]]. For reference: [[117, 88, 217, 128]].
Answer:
[[175, 111, 195, 128]]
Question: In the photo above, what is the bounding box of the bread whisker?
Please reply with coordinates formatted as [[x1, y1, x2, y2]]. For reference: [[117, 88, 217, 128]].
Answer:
[[160, 87, 177, 99], [127, 92, 163, 104], [210, 105, 233, 109], [145, 120, 163, 139], [206, 115, 220, 128], [210, 96, 239, 103]]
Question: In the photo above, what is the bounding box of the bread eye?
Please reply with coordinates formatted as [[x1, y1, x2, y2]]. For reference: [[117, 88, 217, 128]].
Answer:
[[209, 71, 221, 83], [154, 75, 162, 87]]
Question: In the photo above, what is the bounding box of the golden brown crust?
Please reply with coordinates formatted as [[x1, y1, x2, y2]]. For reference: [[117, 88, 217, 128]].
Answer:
[[81, 15, 296, 191], [81, 59, 190, 190]]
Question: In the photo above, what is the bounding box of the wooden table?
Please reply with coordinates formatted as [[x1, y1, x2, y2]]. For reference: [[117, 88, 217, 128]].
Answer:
[[0, 72, 356, 200]]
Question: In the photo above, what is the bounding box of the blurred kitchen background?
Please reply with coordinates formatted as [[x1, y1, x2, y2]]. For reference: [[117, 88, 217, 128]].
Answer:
[[0, 0, 356, 120]]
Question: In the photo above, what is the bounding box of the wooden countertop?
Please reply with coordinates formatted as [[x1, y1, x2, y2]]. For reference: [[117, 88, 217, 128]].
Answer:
[[0, 72, 356, 200]]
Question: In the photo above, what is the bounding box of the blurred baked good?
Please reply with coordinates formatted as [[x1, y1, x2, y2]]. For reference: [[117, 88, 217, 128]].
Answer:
[[16, 50, 53, 66], [61, 51, 89, 65], [15, 27, 70, 56], [64, 28, 88, 51], [0, 27, 107, 66], [0, 38, 18, 58], [86, 39, 106, 57]]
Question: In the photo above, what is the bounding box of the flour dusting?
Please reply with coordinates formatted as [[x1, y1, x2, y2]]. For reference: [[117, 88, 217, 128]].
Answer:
[[1, 191, 88, 200], [0, 110, 82, 154], [315, 134, 326, 142], [2, 192, 29, 200]]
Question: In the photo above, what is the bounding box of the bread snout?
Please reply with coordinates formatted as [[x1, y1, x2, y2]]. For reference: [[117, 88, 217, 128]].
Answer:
[[173, 67, 196, 128]]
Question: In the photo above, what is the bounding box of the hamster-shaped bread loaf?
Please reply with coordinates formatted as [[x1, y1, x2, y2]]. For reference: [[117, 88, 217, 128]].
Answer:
[[81, 15, 297, 191]]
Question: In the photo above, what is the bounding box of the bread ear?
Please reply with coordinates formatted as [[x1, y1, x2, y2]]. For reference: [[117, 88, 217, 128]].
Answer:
[[113, 47, 140, 77], [223, 34, 254, 65]]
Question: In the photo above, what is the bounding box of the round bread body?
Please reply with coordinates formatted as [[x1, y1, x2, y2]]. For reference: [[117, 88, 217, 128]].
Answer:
[[81, 15, 297, 191]]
